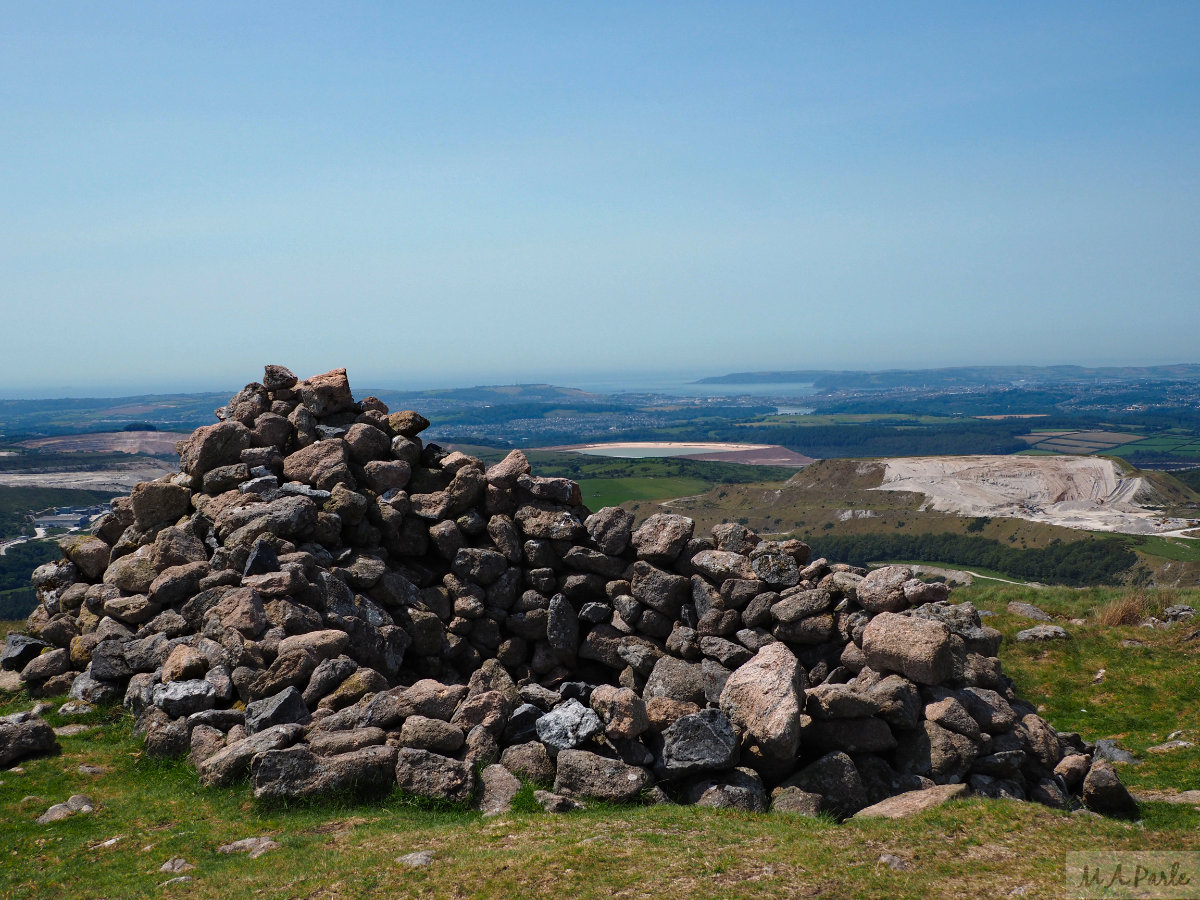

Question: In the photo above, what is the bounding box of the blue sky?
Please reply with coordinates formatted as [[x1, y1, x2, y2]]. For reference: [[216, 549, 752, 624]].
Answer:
[[2, 2, 1198, 396]]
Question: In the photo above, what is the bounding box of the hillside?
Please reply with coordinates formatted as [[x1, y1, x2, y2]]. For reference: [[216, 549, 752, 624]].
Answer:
[[625, 458, 1200, 587], [872, 455, 1200, 536]]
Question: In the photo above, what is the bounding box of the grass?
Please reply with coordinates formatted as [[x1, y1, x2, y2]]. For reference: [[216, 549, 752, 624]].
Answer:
[[3, 584, 1200, 898], [576, 476, 711, 509], [956, 583, 1200, 793], [1125, 535, 1200, 564], [1094, 588, 1164, 627], [2, 711, 1196, 900]]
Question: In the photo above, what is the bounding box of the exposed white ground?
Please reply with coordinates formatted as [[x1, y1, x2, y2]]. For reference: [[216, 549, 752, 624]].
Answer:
[[0, 459, 174, 493], [873, 455, 1200, 536]]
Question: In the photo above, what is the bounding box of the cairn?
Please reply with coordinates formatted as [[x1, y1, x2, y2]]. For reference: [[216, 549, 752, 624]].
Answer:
[[0, 366, 1137, 818]]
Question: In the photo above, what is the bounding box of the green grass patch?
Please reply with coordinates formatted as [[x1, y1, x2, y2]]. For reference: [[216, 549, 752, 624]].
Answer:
[[1124, 535, 1200, 563], [576, 477, 710, 509], [957, 583, 1200, 792]]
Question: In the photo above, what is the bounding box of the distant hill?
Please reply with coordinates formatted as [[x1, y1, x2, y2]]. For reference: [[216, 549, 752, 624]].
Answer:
[[697, 364, 1200, 390]]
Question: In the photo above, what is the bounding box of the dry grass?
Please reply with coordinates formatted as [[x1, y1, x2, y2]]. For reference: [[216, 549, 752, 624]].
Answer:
[[1095, 587, 1171, 626]]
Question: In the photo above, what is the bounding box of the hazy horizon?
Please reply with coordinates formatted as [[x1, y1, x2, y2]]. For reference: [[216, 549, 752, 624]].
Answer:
[[3, 358, 1200, 402]]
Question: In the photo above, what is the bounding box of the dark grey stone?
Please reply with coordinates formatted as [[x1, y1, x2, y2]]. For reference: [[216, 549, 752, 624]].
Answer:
[[245, 686, 310, 735], [0, 713, 58, 767], [152, 679, 217, 718], [659, 709, 740, 779], [503, 703, 544, 745], [782, 751, 868, 819], [546, 594, 578, 663], [1, 635, 51, 672]]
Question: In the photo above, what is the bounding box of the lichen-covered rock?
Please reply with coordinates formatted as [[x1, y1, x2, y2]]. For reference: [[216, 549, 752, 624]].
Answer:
[[554, 749, 652, 803], [395, 748, 476, 803], [862, 612, 963, 685], [535, 699, 603, 756], [659, 708, 740, 778], [855, 566, 913, 614], [630, 514, 694, 564], [719, 642, 804, 765]]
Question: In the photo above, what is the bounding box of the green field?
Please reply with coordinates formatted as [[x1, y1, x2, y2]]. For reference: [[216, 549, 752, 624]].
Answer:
[[576, 476, 712, 509], [746, 413, 956, 427], [1123, 534, 1200, 563]]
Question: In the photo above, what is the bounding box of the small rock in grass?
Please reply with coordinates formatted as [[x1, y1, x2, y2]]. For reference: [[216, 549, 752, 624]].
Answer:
[[534, 790, 585, 813], [878, 853, 910, 872], [1015, 625, 1069, 642], [1007, 601, 1051, 621], [36, 804, 74, 825], [67, 794, 94, 812], [35, 794, 93, 824], [1148, 740, 1193, 753], [160, 857, 195, 874], [218, 836, 280, 858], [397, 850, 435, 867], [1093, 739, 1140, 765], [58, 701, 94, 716], [160, 876, 193, 886]]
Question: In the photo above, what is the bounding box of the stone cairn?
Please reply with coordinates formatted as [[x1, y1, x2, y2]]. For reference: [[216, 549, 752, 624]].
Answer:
[[1, 366, 1137, 819]]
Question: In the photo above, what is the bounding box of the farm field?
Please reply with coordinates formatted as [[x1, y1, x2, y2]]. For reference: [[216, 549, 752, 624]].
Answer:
[[575, 476, 711, 509], [1018, 429, 1200, 463]]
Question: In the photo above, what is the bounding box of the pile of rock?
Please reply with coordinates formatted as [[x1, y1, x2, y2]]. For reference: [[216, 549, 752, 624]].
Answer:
[[0, 366, 1137, 819]]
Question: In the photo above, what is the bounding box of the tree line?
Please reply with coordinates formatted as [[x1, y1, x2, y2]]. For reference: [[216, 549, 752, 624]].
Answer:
[[807, 533, 1137, 586]]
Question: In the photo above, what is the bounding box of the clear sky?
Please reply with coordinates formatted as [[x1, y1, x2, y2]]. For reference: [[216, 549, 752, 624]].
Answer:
[[2, 2, 1198, 397]]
